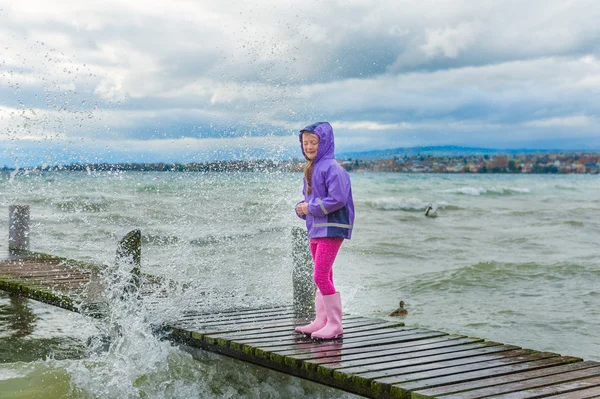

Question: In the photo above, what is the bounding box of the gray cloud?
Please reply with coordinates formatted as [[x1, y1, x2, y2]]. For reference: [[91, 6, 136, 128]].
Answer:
[[1, 0, 600, 167]]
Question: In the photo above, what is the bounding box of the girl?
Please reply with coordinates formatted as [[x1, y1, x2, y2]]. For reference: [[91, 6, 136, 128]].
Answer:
[[294, 122, 354, 339]]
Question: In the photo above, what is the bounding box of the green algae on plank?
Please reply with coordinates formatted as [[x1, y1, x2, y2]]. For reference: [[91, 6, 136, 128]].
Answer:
[[170, 328, 191, 339], [0, 277, 77, 311]]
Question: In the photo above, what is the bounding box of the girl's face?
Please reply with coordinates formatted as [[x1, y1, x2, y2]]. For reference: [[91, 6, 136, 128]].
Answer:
[[302, 133, 319, 160]]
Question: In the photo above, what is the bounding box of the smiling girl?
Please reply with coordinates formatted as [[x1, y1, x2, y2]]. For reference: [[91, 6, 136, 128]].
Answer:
[[294, 122, 354, 340]]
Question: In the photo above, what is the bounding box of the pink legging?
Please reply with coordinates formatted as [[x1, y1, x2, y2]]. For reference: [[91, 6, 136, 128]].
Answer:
[[310, 237, 344, 296]]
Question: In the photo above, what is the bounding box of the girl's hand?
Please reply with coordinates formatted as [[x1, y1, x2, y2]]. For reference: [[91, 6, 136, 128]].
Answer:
[[296, 202, 309, 215]]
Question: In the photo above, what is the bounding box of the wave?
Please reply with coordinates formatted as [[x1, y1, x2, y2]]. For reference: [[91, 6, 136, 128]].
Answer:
[[405, 261, 598, 293], [441, 187, 531, 196], [54, 197, 111, 212], [364, 197, 462, 212]]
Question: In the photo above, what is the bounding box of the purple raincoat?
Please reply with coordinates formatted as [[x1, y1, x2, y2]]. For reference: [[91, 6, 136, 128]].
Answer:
[[296, 122, 354, 239]]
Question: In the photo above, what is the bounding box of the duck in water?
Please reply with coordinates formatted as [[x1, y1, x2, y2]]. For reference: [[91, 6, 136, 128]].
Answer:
[[389, 301, 408, 316], [425, 203, 437, 217]]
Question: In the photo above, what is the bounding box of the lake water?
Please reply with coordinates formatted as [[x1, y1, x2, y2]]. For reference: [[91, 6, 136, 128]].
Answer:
[[0, 170, 598, 398]]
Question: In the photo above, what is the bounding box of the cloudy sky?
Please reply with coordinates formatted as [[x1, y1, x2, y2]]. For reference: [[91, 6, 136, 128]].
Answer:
[[1, 0, 600, 167]]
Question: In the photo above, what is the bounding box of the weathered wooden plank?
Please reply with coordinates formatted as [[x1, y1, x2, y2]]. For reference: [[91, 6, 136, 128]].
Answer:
[[234, 325, 419, 347], [260, 330, 449, 362], [181, 304, 294, 317], [216, 318, 395, 341], [542, 385, 600, 398], [437, 366, 600, 399], [338, 345, 521, 377], [393, 356, 583, 396], [303, 336, 480, 366], [180, 305, 296, 321], [491, 374, 600, 398], [349, 350, 548, 393], [177, 312, 310, 330], [198, 317, 384, 344], [254, 328, 441, 353], [218, 321, 405, 349], [183, 318, 313, 339], [274, 334, 466, 359], [411, 359, 596, 398], [182, 316, 384, 342]]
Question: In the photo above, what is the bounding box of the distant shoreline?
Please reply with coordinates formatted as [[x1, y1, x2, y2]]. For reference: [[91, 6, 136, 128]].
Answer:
[[1, 151, 599, 174]]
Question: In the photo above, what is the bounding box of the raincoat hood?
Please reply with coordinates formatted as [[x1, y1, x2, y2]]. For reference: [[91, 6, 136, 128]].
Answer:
[[299, 122, 334, 163]]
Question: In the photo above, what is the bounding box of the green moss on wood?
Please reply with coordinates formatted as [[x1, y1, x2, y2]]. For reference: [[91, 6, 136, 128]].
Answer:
[[389, 385, 412, 399], [563, 356, 583, 363], [270, 353, 285, 364], [229, 341, 244, 351], [190, 331, 204, 341], [284, 356, 302, 369], [170, 328, 191, 339], [0, 278, 77, 312], [242, 345, 255, 356], [349, 373, 371, 387]]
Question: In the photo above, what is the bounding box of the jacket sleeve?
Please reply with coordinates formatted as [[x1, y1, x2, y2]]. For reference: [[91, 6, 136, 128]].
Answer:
[[307, 165, 349, 217]]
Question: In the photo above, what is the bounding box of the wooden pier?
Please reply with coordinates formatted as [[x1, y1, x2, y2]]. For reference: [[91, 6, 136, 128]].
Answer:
[[1, 208, 600, 398]]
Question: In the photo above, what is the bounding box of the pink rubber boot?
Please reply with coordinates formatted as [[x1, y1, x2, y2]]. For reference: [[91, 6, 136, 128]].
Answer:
[[295, 291, 327, 334], [311, 292, 343, 339]]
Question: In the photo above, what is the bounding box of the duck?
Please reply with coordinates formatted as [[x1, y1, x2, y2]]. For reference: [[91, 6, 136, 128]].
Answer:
[[425, 203, 437, 217], [389, 301, 408, 316]]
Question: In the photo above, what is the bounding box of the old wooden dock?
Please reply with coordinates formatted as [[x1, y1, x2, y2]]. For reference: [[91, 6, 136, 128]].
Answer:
[[1, 207, 599, 398]]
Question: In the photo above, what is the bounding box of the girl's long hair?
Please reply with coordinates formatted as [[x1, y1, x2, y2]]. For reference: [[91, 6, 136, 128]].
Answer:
[[304, 159, 314, 195], [301, 130, 316, 195]]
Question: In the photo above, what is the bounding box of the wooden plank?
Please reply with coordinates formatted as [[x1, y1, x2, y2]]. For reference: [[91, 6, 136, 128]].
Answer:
[[393, 356, 582, 396], [490, 374, 600, 399], [293, 336, 478, 369], [254, 330, 449, 364], [180, 305, 295, 320], [195, 318, 379, 344], [216, 321, 404, 347], [218, 318, 395, 340], [259, 331, 449, 361], [349, 350, 552, 393], [274, 334, 466, 359], [437, 366, 600, 399], [232, 325, 419, 346], [228, 326, 421, 353], [411, 360, 596, 398], [542, 385, 600, 398], [253, 328, 441, 352], [303, 341, 500, 377], [337, 345, 521, 377], [180, 305, 293, 318], [177, 316, 387, 340], [176, 317, 313, 338], [177, 312, 309, 330]]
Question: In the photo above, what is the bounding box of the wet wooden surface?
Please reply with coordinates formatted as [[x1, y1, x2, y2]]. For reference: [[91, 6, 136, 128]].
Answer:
[[1, 253, 599, 398]]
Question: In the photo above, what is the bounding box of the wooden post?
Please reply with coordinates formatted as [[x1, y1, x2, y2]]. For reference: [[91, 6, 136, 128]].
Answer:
[[9, 205, 30, 252], [292, 227, 315, 315], [115, 229, 141, 293]]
